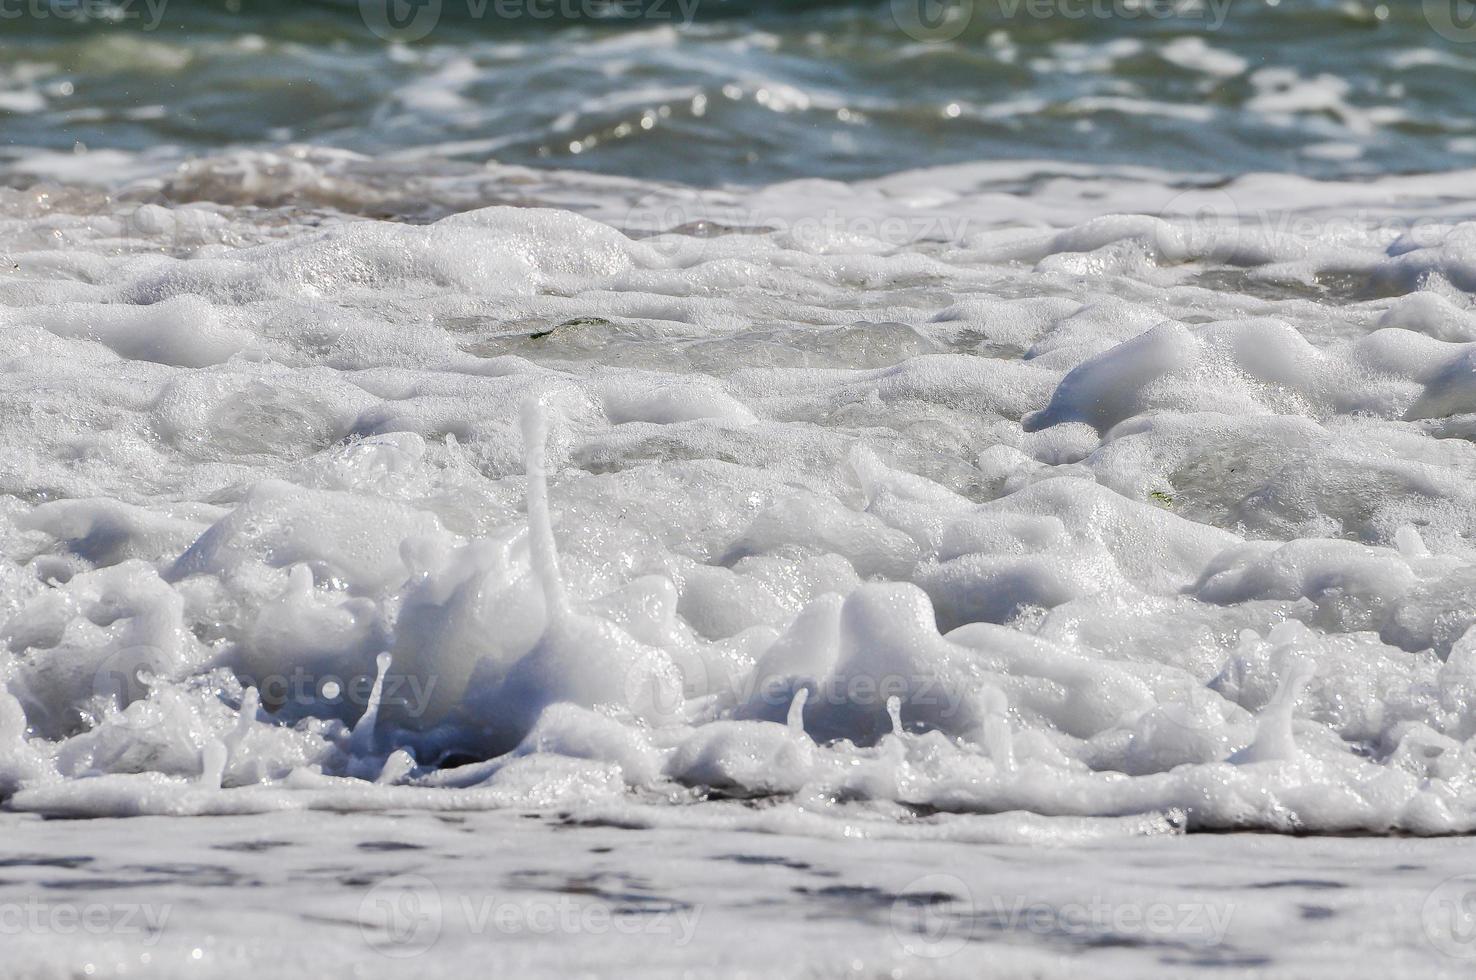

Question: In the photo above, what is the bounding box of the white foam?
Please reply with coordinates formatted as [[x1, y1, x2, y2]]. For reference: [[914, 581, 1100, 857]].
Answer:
[[4, 155, 1476, 834]]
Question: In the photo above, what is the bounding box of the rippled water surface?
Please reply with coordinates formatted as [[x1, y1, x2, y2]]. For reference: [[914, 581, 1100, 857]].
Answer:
[[4, 0, 1476, 183]]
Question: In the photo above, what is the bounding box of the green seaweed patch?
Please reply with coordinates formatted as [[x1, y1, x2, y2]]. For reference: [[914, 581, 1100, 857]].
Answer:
[[1149, 490, 1175, 506]]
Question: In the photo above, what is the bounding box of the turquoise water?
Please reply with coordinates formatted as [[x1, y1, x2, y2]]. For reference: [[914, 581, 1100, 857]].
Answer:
[[2, 0, 1474, 185]]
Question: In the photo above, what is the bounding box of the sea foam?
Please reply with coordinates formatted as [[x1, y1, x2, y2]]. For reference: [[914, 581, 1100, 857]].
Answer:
[[3, 155, 1476, 833]]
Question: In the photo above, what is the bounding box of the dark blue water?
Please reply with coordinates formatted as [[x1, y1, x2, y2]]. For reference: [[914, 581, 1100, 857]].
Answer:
[[1, 0, 1473, 185]]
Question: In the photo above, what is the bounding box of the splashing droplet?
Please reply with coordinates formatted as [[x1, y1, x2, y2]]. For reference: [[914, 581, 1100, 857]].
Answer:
[[351, 652, 393, 757], [787, 686, 809, 734]]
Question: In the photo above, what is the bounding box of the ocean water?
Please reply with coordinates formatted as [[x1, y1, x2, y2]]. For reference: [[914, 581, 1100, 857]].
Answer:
[[6, 1, 1476, 976], [4, 0, 1476, 184]]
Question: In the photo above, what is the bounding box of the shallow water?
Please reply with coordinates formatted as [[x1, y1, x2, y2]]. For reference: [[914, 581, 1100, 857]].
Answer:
[[2, 807, 1474, 978]]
